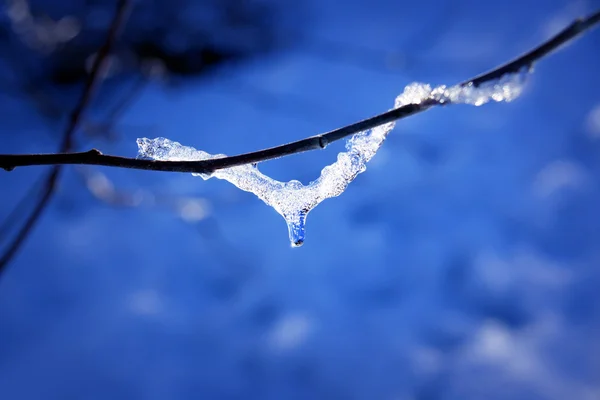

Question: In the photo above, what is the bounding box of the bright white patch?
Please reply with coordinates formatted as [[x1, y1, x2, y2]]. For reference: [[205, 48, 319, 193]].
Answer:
[[128, 289, 163, 316], [533, 160, 588, 198], [475, 247, 572, 294], [268, 314, 313, 351], [474, 321, 513, 360], [585, 103, 600, 139], [177, 198, 210, 222]]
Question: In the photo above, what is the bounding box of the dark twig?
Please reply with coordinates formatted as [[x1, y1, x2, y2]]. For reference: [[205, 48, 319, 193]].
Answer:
[[1, 10, 599, 176], [104, 74, 149, 122], [0, 0, 132, 273], [0, 174, 45, 242]]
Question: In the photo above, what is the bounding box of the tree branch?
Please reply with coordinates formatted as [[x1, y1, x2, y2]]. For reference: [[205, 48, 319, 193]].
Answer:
[[2, 10, 599, 176], [0, 0, 132, 273]]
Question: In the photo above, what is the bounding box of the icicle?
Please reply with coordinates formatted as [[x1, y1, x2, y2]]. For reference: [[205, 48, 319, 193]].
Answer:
[[285, 210, 307, 247]]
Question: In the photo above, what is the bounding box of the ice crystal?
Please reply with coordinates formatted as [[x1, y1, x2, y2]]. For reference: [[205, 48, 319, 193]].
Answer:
[[138, 72, 527, 246]]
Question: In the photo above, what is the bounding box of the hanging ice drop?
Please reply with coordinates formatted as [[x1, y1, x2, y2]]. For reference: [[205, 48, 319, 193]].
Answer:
[[284, 211, 307, 247]]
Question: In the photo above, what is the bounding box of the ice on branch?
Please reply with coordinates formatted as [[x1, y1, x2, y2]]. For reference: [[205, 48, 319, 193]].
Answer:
[[431, 68, 528, 106], [137, 72, 527, 247]]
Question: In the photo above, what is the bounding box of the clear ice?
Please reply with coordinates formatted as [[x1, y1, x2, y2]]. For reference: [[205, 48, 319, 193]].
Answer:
[[138, 71, 527, 247]]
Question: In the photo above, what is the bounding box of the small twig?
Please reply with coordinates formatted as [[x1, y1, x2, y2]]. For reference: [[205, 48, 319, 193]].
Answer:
[[0, 174, 45, 242], [104, 74, 149, 122], [0, 0, 132, 274], [1, 10, 598, 176]]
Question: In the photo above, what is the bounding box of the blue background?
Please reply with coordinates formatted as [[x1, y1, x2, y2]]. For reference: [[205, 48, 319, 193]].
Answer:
[[1, 0, 600, 399]]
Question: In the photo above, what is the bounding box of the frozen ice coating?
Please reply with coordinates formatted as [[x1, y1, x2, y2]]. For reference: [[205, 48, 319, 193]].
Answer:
[[137, 72, 528, 246], [431, 68, 529, 106]]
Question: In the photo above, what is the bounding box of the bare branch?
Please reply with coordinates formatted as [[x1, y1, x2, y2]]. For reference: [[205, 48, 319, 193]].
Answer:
[[0, 0, 132, 274], [0, 174, 45, 242], [1, 9, 599, 178]]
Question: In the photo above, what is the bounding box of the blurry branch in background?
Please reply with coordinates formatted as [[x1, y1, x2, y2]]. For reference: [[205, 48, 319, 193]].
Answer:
[[80, 73, 150, 142], [2, 9, 599, 176], [1, 0, 290, 273], [76, 166, 211, 224], [0, 174, 46, 243], [0, 0, 132, 273]]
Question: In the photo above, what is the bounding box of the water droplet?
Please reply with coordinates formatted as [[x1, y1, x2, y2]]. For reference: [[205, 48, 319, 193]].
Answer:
[[284, 211, 307, 247]]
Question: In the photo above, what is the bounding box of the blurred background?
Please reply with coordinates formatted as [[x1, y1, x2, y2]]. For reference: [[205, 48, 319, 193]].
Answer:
[[1, 0, 599, 399]]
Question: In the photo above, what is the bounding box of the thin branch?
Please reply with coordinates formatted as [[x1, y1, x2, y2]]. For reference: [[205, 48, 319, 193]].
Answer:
[[104, 74, 149, 122], [0, 174, 45, 242], [1, 9, 599, 178], [0, 0, 132, 273]]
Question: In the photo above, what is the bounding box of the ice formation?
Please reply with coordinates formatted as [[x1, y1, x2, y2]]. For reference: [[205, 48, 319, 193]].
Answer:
[[138, 72, 527, 247]]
